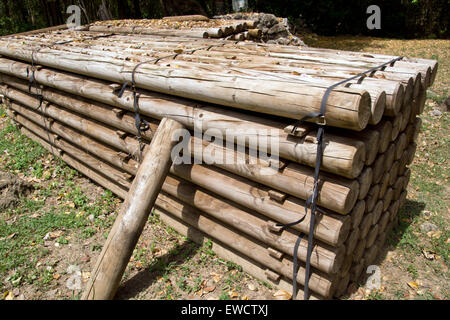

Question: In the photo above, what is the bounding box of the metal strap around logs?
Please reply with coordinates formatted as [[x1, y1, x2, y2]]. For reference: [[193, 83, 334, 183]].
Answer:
[[117, 42, 231, 162], [278, 55, 404, 300], [25, 33, 117, 158]]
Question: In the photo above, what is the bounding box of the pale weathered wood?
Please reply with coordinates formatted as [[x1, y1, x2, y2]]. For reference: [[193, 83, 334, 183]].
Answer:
[[154, 207, 321, 300], [82, 117, 184, 300], [20, 122, 325, 299], [155, 193, 337, 298], [0, 74, 359, 213], [162, 15, 210, 21], [0, 64, 367, 178], [0, 41, 372, 131], [8, 100, 350, 247]]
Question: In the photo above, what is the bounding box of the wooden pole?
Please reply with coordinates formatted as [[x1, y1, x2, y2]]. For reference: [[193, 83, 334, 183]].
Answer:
[[82, 117, 184, 300]]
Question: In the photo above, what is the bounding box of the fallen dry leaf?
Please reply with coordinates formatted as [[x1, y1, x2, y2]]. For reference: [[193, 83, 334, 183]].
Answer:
[[229, 291, 239, 299], [273, 289, 292, 300], [7, 233, 16, 239], [423, 249, 436, 260], [427, 230, 442, 239], [4, 291, 14, 300], [203, 286, 216, 293], [53, 274, 61, 280], [241, 295, 249, 300], [407, 281, 419, 290], [248, 283, 257, 291]]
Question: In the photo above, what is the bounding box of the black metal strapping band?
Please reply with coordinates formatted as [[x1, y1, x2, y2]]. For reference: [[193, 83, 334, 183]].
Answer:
[[117, 43, 227, 162], [24, 33, 116, 158], [277, 55, 403, 300], [27, 48, 56, 157]]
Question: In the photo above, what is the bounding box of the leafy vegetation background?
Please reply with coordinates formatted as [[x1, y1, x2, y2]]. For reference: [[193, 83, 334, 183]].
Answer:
[[0, 0, 448, 38]]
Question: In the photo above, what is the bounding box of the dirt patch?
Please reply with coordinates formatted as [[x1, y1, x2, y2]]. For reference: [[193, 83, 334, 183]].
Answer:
[[0, 171, 34, 209]]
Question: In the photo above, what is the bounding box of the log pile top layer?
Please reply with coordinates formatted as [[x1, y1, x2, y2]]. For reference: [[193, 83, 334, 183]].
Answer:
[[0, 29, 436, 132]]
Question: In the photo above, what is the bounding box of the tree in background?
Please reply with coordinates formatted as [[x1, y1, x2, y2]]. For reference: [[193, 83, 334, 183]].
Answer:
[[0, 0, 448, 38]]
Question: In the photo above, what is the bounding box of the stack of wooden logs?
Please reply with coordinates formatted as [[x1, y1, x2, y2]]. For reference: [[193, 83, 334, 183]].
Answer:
[[0, 28, 437, 299], [88, 19, 261, 40]]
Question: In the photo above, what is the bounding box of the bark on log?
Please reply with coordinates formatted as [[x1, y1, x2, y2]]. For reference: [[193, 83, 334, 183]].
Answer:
[[0, 74, 359, 213], [81, 117, 183, 300], [0, 62, 366, 178], [0, 41, 372, 131], [7, 100, 350, 247]]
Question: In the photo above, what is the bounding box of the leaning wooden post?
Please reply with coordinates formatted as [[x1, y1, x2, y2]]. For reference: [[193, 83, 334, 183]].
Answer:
[[82, 117, 184, 300]]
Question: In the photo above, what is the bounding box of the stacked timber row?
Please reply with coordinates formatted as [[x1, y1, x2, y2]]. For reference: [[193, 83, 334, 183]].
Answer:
[[88, 18, 259, 40], [0, 28, 437, 299]]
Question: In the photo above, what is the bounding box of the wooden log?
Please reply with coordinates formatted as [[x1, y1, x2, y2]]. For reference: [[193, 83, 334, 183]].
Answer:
[[159, 177, 345, 273], [89, 25, 210, 38], [171, 164, 351, 247], [399, 190, 407, 209], [390, 113, 403, 141], [389, 161, 400, 186], [412, 118, 422, 143], [344, 227, 361, 256], [382, 188, 394, 212], [357, 167, 373, 200], [400, 103, 412, 132], [378, 172, 390, 199], [371, 120, 393, 153], [8, 100, 350, 247], [397, 150, 409, 176], [393, 177, 406, 200], [155, 193, 337, 298], [0, 24, 69, 38], [0, 62, 366, 178], [388, 200, 401, 222], [82, 117, 183, 300], [17, 108, 345, 277], [154, 207, 321, 300], [350, 200, 365, 230], [352, 238, 367, 262], [28, 34, 409, 121], [365, 185, 381, 213], [247, 29, 262, 38], [350, 258, 365, 282], [162, 15, 209, 21], [335, 273, 350, 298], [21, 122, 323, 299], [359, 212, 374, 241], [331, 127, 379, 166], [37, 30, 434, 88], [371, 153, 386, 184], [363, 244, 379, 266], [371, 200, 384, 226], [378, 210, 391, 234], [0, 74, 359, 213], [365, 224, 379, 249], [383, 143, 396, 172], [19, 127, 130, 198], [394, 133, 407, 160], [0, 42, 373, 131]]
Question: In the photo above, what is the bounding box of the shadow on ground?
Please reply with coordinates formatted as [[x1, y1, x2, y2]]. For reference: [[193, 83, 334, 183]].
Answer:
[[114, 239, 200, 300], [358, 199, 426, 287]]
